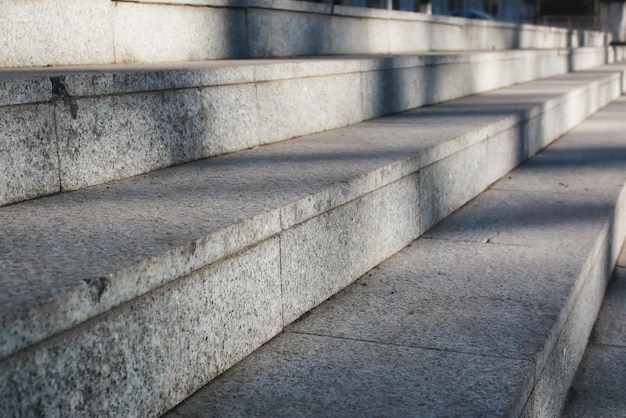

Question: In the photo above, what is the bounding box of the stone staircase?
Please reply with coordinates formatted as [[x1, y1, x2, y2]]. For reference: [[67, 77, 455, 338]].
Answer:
[[2, 1, 626, 417], [165, 96, 626, 418]]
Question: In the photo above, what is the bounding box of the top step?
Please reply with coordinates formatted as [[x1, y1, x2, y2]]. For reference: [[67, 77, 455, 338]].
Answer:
[[0, 0, 610, 68]]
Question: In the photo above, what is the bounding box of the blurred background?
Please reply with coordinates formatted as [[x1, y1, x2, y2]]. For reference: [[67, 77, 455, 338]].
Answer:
[[303, 0, 626, 44]]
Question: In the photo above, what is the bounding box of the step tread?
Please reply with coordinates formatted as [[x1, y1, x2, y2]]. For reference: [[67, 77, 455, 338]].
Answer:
[[1, 64, 624, 362], [163, 97, 626, 417]]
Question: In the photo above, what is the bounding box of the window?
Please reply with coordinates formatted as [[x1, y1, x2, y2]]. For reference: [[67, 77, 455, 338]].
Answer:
[[448, 0, 464, 11], [483, 0, 498, 15]]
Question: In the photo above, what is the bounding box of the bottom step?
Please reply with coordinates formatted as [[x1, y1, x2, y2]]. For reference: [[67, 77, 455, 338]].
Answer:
[[164, 98, 626, 417], [562, 249, 626, 418]]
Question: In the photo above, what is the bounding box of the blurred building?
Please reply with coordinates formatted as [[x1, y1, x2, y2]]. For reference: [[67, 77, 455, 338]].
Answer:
[[431, 0, 536, 22], [600, 1, 626, 41], [325, 0, 625, 41]]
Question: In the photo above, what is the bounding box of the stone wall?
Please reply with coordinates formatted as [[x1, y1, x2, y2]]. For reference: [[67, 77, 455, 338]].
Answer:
[[0, 0, 609, 68]]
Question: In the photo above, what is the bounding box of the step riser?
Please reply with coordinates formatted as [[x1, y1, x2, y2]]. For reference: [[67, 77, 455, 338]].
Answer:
[[0, 0, 609, 68], [1, 48, 621, 208], [2, 70, 623, 417]]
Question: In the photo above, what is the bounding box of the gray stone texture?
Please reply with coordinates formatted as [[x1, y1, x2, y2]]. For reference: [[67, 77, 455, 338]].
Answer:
[[55, 84, 259, 191], [164, 333, 531, 417], [0, 238, 282, 417], [360, 66, 423, 120], [562, 346, 626, 418], [1, 54, 622, 206], [561, 251, 626, 417], [113, 2, 249, 62], [0, 104, 60, 206], [420, 139, 490, 233], [0, 77, 51, 107], [0, 0, 114, 68], [3, 60, 626, 416], [281, 174, 420, 324], [526, 246, 612, 417], [255, 72, 362, 144], [3, 64, 624, 363], [328, 13, 390, 55], [166, 97, 626, 417], [288, 239, 576, 360], [0, 153, 292, 360], [0, 109, 440, 360], [0, 0, 612, 68], [592, 268, 626, 346], [493, 100, 626, 199], [247, 8, 332, 57], [418, 72, 624, 233]]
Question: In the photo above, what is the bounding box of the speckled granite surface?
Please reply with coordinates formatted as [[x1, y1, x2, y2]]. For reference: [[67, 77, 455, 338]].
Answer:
[[0, 52, 620, 207], [562, 253, 626, 417], [163, 97, 626, 418], [1, 72, 625, 416]]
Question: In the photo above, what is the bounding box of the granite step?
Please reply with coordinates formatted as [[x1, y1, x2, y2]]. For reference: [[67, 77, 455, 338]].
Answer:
[[164, 95, 626, 418], [1, 46, 623, 207], [1, 64, 625, 417], [0, 0, 612, 69], [561, 247, 626, 417]]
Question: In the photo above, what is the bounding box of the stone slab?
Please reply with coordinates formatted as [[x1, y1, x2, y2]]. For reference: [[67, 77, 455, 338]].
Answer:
[[1, 52, 621, 205], [419, 138, 491, 233], [247, 8, 333, 58], [0, 0, 114, 68], [561, 257, 626, 418], [164, 333, 532, 417], [2, 64, 624, 361], [0, 116, 429, 360], [164, 90, 626, 417], [255, 72, 362, 144], [425, 95, 626, 245], [0, 238, 282, 417], [328, 14, 390, 56], [113, 2, 249, 63], [0, 0, 610, 68], [0, 77, 51, 107], [288, 238, 575, 361], [55, 84, 260, 191], [493, 95, 626, 197], [424, 189, 616, 250], [281, 174, 420, 324], [562, 345, 626, 418], [591, 267, 626, 347], [525, 243, 613, 417], [0, 104, 60, 206]]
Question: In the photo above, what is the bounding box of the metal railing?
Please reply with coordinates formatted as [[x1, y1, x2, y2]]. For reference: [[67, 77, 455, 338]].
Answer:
[[538, 15, 600, 31]]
